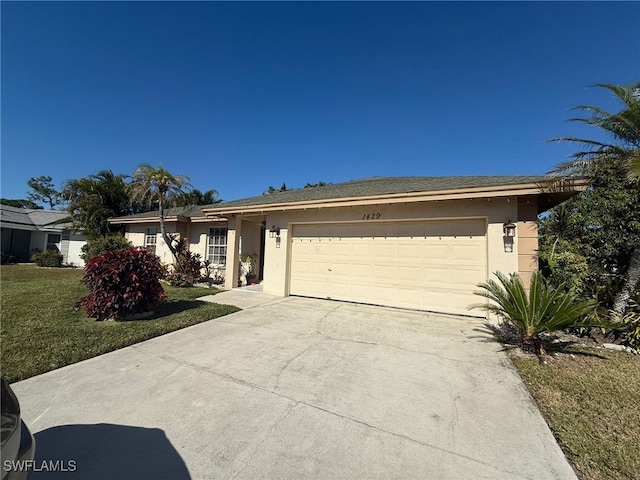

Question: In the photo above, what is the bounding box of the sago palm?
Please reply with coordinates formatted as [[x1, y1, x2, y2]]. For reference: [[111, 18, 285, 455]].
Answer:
[[470, 272, 598, 356]]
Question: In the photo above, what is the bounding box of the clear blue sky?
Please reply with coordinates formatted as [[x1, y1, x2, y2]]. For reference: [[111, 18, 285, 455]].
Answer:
[[2, 1, 639, 204]]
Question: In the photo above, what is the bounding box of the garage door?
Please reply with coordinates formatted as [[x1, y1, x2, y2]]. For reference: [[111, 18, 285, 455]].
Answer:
[[289, 219, 487, 315]]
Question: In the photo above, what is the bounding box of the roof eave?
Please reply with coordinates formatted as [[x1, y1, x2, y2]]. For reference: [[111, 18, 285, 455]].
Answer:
[[202, 179, 590, 215], [108, 215, 190, 225]]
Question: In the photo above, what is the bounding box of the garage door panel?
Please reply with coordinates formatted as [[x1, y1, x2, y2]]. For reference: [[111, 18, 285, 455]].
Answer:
[[423, 267, 451, 283], [453, 243, 484, 261], [290, 220, 486, 315], [333, 243, 352, 257], [400, 266, 422, 282], [373, 243, 396, 258], [373, 264, 396, 279]]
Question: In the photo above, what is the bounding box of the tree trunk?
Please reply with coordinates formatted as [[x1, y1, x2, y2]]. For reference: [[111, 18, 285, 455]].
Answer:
[[612, 245, 640, 314], [158, 198, 178, 262]]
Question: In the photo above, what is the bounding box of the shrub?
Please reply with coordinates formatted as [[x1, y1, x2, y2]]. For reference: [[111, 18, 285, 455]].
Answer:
[[542, 250, 589, 295], [470, 271, 601, 356], [75, 247, 167, 320], [167, 238, 203, 287], [81, 235, 132, 262], [32, 249, 63, 267], [608, 295, 640, 351], [0, 252, 16, 264]]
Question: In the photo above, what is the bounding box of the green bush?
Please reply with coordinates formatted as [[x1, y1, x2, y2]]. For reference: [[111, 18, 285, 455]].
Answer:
[[546, 250, 589, 295], [32, 250, 63, 267], [81, 235, 133, 262], [75, 247, 166, 320], [166, 238, 203, 287], [0, 252, 16, 264], [470, 271, 601, 356]]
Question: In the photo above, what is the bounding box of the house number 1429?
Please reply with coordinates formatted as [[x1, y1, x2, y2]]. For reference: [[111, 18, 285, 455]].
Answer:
[[362, 213, 381, 220]]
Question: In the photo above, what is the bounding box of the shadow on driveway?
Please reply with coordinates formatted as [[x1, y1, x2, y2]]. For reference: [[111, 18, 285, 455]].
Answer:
[[31, 423, 190, 480]]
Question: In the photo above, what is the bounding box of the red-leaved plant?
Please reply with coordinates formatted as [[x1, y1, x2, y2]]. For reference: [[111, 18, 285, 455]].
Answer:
[[75, 247, 167, 320]]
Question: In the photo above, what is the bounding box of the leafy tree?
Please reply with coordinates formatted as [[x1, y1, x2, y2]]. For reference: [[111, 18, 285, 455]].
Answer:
[[304, 182, 328, 188], [541, 160, 640, 310], [548, 82, 640, 313], [174, 188, 221, 206], [0, 198, 42, 209], [263, 183, 288, 195], [27, 176, 63, 209], [62, 170, 137, 239], [128, 164, 191, 261], [470, 272, 599, 356]]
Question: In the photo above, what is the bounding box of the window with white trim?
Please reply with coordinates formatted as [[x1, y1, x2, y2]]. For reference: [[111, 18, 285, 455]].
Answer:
[[145, 228, 157, 255], [207, 227, 228, 265]]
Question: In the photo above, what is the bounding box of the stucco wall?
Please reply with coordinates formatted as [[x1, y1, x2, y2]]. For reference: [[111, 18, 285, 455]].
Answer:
[[66, 234, 86, 267], [259, 198, 521, 297], [125, 223, 185, 266]]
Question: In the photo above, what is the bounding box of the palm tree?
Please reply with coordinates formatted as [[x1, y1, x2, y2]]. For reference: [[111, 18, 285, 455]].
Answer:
[[128, 164, 191, 260], [548, 82, 640, 313], [63, 170, 131, 239], [174, 188, 221, 206]]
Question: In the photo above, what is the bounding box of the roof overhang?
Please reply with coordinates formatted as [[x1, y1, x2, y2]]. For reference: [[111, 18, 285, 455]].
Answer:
[[202, 179, 591, 216], [109, 215, 191, 225]]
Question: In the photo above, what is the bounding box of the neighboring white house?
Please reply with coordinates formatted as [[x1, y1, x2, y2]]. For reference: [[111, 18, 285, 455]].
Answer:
[[109, 175, 588, 317], [0, 205, 87, 266]]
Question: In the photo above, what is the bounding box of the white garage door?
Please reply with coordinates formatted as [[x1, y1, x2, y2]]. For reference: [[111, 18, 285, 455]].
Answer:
[[289, 219, 487, 315]]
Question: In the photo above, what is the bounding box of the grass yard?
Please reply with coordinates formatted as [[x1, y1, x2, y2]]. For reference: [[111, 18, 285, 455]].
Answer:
[[0, 264, 239, 383], [512, 350, 640, 480]]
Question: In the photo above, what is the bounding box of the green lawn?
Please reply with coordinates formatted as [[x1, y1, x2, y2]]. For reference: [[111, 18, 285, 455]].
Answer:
[[0, 264, 239, 383], [512, 350, 640, 480]]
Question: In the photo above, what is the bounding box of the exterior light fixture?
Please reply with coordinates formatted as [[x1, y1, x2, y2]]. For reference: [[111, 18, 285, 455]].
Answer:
[[269, 225, 280, 238], [503, 219, 516, 237]]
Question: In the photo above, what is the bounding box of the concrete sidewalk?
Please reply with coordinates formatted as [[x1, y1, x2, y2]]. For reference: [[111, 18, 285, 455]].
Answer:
[[12, 294, 577, 480]]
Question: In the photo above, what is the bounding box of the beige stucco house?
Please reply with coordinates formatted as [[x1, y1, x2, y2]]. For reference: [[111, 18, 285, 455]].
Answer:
[[109, 176, 586, 317]]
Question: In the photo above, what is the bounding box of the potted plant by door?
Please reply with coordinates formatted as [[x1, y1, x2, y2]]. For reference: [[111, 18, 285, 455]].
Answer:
[[240, 253, 259, 285]]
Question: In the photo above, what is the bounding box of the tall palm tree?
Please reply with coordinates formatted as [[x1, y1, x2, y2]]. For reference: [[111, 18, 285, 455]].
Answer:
[[548, 82, 640, 179], [548, 82, 640, 313], [129, 164, 191, 260]]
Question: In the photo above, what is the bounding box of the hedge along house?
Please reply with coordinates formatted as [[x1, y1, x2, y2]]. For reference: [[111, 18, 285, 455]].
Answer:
[[110, 176, 587, 317]]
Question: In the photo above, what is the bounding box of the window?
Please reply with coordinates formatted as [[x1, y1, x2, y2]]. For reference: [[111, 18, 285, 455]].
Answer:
[[145, 228, 157, 255], [207, 227, 228, 265], [46, 234, 61, 252]]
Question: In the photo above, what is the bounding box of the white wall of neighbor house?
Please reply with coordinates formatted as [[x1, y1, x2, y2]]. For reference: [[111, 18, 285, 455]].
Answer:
[[260, 197, 522, 298], [65, 234, 86, 267]]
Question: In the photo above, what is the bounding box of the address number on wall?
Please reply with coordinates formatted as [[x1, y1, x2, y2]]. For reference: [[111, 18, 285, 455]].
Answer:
[[362, 213, 381, 220]]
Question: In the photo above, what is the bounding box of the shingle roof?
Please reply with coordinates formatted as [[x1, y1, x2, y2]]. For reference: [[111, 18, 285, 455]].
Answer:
[[0, 205, 72, 231], [210, 175, 548, 209], [109, 175, 553, 222]]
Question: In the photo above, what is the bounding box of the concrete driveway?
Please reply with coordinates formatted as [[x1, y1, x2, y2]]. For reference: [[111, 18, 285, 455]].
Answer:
[[12, 291, 576, 480]]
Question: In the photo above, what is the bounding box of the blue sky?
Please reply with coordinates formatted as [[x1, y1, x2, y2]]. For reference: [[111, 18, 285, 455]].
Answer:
[[2, 1, 639, 204]]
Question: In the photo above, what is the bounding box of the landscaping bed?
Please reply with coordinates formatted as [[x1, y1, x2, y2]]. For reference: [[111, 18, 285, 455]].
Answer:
[[0, 264, 239, 383]]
